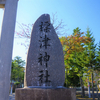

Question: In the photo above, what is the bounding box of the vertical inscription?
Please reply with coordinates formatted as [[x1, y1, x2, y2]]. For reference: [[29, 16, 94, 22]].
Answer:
[[38, 21, 51, 86]]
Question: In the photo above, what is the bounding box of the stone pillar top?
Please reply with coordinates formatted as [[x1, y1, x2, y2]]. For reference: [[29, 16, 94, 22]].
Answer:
[[0, 0, 6, 8]]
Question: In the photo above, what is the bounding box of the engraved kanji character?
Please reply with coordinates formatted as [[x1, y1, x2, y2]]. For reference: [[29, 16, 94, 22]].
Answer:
[[42, 35, 50, 49], [38, 54, 43, 65], [45, 70, 51, 83], [39, 22, 43, 32], [39, 21, 50, 32], [44, 52, 50, 67], [38, 70, 44, 83], [44, 21, 50, 32]]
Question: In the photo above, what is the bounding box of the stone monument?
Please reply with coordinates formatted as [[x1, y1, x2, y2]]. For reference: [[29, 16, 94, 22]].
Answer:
[[15, 14, 76, 100], [24, 14, 65, 87], [0, 0, 18, 100]]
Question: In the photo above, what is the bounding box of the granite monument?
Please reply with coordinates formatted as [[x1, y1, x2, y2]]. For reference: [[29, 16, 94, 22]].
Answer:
[[15, 14, 76, 100], [24, 14, 65, 88]]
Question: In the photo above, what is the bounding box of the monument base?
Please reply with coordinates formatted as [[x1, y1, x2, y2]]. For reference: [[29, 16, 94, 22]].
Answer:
[[15, 87, 76, 100]]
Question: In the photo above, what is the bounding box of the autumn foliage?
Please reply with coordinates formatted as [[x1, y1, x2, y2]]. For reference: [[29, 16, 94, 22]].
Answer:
[[60, 28, 91, 60]]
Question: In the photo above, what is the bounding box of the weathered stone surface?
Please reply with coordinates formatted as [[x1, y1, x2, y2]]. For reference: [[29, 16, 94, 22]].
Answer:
[[0, 0, 6, 3], [15, 88, 76, 100], [24, 14, 65, 87]]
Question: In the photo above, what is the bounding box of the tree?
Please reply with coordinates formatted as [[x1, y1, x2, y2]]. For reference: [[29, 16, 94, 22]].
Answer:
[[66, 69, 80, 87], [84, 28, 97, 100], [94, 42, 100, 99], [11, 60, 18, 82], [60, 27, 91, 97], [60, 27, 91, 56], [96, 42, 100, 70], [11, 56, 25, 87]]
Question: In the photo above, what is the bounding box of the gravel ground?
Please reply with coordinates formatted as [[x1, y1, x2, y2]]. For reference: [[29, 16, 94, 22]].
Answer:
[[9, 93, 15, 100]]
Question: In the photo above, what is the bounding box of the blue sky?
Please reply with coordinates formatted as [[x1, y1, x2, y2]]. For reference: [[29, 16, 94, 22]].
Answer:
[[0, 0, 100, 61]]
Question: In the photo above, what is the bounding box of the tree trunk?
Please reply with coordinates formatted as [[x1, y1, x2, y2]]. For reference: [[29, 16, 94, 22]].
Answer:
[[80, 77, 85, 98], [91, 72, 95, 100], [66, 70, 67, 87], [96, 82, 99, 100], [88, 81, 91, 98]]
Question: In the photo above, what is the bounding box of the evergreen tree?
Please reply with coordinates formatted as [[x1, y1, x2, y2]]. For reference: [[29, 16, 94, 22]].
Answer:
[[84, 28, 97, 100]]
